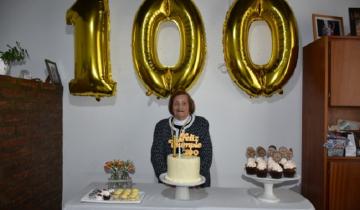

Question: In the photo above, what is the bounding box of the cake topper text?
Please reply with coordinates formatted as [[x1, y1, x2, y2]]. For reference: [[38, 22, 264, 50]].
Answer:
[[168, 132, 202, 156]]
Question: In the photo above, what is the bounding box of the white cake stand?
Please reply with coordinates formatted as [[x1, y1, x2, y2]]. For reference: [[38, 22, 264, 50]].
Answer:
[[159, 173, 205, 200], [243, 173, 300, 203]]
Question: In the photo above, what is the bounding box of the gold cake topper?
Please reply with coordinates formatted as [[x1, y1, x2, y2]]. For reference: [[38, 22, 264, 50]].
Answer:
[[168, 132, 202, 157]]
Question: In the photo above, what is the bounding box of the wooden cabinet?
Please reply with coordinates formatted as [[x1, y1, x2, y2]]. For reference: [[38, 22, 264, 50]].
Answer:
[[302, 36, 360, 210], [329, 39, 360, 106], [328, 158, 360, 210]]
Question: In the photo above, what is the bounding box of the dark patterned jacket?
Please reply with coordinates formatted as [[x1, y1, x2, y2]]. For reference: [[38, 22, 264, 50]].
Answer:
[[151, 115, 212, 187]]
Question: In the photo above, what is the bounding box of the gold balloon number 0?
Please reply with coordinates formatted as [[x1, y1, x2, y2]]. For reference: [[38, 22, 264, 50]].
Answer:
[[223, 0, 298, 97], [132, 0, 206, 98], [66, 0, 116, 101]]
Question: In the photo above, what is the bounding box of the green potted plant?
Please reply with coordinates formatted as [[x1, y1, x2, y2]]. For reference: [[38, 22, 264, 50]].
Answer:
[[0, 41, 29, 75]]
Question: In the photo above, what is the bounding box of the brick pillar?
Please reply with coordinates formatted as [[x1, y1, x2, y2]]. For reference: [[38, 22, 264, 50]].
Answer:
[[0, 75, 63, 210]]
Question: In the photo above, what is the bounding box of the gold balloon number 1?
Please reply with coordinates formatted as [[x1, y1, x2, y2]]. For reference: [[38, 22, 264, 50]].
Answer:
[[223, 0, 298, 97], [132, 0, 206, 98], [66, 0, 116, 101]]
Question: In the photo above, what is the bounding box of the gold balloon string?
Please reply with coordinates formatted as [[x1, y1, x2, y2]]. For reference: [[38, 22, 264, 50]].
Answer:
[[163, 0, 171, 16], [163, 69, 173, 90]]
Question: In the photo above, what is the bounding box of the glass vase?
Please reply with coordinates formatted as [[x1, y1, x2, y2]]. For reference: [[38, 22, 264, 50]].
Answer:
[[5, 64, 11, 76], [0, 60, 11, 76], [120, 171, 132, 181], [107, 171, 132, 189]]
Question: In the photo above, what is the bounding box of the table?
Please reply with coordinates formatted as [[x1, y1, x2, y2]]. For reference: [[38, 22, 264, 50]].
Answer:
[[63, 182, 314, 210]]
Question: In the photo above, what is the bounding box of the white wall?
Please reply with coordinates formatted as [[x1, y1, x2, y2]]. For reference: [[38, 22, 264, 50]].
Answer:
[[1, 0, 360, 205]]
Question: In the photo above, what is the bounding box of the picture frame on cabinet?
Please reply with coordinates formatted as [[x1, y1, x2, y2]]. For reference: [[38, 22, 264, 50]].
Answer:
[[349, 8, 360, 36], [45, 59, 62, 86], [312, 14, 344, 40]]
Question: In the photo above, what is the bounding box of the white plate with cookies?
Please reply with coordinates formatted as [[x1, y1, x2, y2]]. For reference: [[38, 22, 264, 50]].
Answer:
[[81, 188, 145, 204]]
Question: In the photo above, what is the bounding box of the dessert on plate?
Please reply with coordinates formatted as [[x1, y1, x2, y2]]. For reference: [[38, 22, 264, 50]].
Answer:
[[283, 160, 296, 177], [256, 159, 267, 178], [269, 163, 283, 179], [245, 157, 257, 175]]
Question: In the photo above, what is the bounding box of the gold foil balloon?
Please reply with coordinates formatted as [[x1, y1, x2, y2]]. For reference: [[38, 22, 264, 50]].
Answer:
[[223, 0, 298, 97], [66, 0, 116, 101], [132, 0, 206, 98]]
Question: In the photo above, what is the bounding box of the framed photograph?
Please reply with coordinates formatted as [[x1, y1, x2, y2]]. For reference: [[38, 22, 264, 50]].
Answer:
[[312, 14, 344, 40], [45, 59, 62, 86], [349, 8, 360, 36]]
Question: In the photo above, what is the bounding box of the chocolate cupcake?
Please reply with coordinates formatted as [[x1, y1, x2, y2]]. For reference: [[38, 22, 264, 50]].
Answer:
[[283, 160, 296, 177], [279, 158, 288, 169], [102, 190, 111, 200], [256, 161, 267, 178], [245, 158, 257, 175], [269, 163, 283, 179]]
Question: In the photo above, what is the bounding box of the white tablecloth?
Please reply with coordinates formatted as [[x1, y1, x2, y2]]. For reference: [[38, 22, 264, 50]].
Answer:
[[63, 182, 314, 210]]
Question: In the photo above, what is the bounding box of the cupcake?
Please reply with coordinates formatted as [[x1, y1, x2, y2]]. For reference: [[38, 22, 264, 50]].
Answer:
[[256, 156, 265, 164], [279, 157, 288, 168], [283, 160, 296, 177], [245, 157, 257, 175], [267, 157, 276, 170], [256, 160, 267, 178], [269, 163, 283, 179], [102, 190, 111, 200], [95, 193, 103, 200]]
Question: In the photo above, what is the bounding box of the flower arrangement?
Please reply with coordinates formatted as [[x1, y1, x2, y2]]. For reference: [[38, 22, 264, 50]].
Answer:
[[104, 160, 135, 181], [0, 41, 29, 65]]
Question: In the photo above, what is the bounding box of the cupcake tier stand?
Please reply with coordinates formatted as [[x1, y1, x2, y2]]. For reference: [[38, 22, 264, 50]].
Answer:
[[159, 173, 205, 200], [244, 173, 300, 203]]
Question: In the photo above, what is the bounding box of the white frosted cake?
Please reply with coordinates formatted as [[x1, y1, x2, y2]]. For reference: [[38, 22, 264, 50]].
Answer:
[[165, 154, 201, 184]]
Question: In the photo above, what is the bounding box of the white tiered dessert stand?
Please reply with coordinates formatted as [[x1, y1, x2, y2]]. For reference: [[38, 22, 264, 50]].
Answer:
[[244, 173, 300, 203], [159, 173, 205, 200]]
